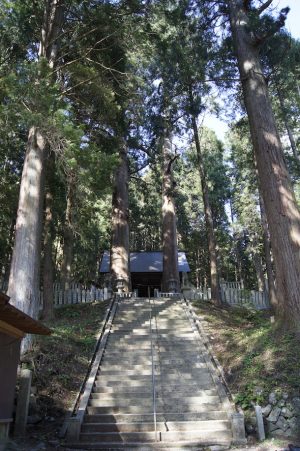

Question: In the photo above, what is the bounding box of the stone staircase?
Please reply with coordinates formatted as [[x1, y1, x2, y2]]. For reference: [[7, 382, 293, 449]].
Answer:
[[69, 297, 237, 449]]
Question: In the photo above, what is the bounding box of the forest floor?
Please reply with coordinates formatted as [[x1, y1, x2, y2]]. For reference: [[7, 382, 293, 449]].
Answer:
[[5, 301, 109, 451], [193, 302, 300, 407], [193, 301, 300, 450]]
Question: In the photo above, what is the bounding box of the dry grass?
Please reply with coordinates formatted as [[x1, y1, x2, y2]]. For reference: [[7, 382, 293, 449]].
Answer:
[[194, 302, 300, 409]]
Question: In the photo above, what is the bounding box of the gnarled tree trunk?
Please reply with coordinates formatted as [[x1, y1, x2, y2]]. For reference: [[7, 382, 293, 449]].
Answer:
[[228, 0, 300, 328], [110, 143, 131, 292], [161, 131, 180, 293]]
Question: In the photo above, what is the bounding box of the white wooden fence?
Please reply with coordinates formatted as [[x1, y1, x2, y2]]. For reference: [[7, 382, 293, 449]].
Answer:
[[183, 286, 212, 301], [220, 284, 270, 310], [184, 282, 270, 310], [39, 283, 111, 309]]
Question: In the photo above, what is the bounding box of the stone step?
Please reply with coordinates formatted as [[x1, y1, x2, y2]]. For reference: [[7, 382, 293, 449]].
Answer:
[[158, 361, 207, 367], [97, 368, 211, 378], [92, 386, 218, 397], [111, 328, 192, 333], [100, 362, 154, 369], [104, 351, 203, 357], [110, 333, 195, 339], [81, 419, 230, 433], [94, 380, 153, 388], [100, 364, 154, 371], [69, 442, 228, 450], [99, 362, 207, 370], [96, 370, 212, 381], [94, 379, 214, 389], [107, 346, 152, 350], [93, 385, 215, 395], [84, 411, 228, 424], [98, 369, 154, 376], [89, 394, 220, 406], [101, 356, 153, 362], [79, 428, 232, 443], [91, 391, 152, 399], [87, 402, 222, 414]]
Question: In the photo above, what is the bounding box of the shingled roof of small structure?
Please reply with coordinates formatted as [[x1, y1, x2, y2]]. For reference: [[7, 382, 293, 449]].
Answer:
[[0, 292, 51, 335], [99, 251, 190, 273]]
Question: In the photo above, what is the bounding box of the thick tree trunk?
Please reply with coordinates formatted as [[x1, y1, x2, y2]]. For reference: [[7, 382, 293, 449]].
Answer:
[[110, 144, 131, 292], [191, 116, 221, 305], [7, 127, 46, 350], [161, 131, 180, 293], [6, 0, 64, 352], [228, 0, 300, 328], [61, 173, 75, 289], [277, 86, 300, 165], [41, 155, 55, 320], [259, 194, 278, 310]]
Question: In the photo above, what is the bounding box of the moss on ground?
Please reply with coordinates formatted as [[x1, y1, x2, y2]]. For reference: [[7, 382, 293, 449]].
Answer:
[[194, 302, 300, 409]]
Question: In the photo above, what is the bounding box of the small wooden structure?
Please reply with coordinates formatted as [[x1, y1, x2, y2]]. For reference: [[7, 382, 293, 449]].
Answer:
[[100, 251, 191, 297], [0, 292, 51, 439]]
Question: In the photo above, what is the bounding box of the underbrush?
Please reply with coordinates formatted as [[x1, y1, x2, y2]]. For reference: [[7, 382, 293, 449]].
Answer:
[[14, 301, 109, 450], [194, 302, 300, 409]]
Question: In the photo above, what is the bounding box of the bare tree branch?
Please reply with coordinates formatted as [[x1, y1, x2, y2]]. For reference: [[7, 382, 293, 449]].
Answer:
[[257, 0, 274, 15]]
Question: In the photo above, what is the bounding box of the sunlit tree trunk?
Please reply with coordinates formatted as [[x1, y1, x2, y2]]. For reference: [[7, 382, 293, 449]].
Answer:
[[7, 0, 64, 352], [191, 115, 221, 305], [161, 131, 180, 293], [7, 127, 46, 325], [110, 143, 131, 292], [228, 0, 300, 329]]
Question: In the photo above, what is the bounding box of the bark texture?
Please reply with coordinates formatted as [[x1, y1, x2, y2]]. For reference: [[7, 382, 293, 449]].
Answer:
[[161, 132, 180, 293], [42, 154, 55, 320], [192, 116, 221, 305], [61, 173, 75, 289], [7, 128, 46, 342], [229, 0, 300, 328], [110, 144, 131, 292]]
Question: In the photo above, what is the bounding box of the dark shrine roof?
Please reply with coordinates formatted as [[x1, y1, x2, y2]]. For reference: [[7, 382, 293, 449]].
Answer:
[[99, 251, 190, 273], [0, 292, 51, 335]]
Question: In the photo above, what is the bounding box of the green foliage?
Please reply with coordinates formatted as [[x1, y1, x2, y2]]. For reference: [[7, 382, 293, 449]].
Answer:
[[234, 382, 265, 409]]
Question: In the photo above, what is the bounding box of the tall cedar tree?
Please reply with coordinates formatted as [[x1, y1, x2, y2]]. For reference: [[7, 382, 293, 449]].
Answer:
[[161, 129, 180, 292], [7, 0, 64, 352], [227, 0, 300, 328]]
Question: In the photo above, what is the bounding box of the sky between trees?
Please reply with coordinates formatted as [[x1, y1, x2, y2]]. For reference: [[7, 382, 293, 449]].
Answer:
[[206, 0, 300, 140]]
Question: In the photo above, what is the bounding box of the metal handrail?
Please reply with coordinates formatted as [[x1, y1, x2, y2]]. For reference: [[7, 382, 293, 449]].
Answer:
[[149, 296, 158, 442]]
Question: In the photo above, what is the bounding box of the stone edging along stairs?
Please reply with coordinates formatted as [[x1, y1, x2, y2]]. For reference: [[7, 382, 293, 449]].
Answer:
[[64, 296, 246, 449]]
